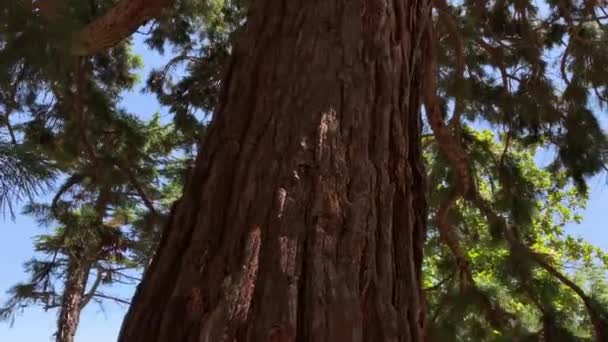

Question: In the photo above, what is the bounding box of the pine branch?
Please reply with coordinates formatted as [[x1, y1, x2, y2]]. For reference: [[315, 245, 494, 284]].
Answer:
[[80, 269, 104, 309], [113, 159, 159, 217], [423, 269, 456, 292], [158, 55, 203, 83], [0, 65, 27, 145], [0, 143, 54, 219]]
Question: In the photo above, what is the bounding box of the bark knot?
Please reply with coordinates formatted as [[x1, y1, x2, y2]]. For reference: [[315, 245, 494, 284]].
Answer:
[[317, 109, 339, 161], [277, 187, 288, 218], [226, 227, 261, 323], [279, 236, 297, 276]]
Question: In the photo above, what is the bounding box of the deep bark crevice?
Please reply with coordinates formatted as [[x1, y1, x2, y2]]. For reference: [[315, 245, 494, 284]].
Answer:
[[119, 1, 431, 341]]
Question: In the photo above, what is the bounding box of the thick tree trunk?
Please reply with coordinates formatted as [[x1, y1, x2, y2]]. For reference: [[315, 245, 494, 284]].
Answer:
[[119, 1, 430, 341], [55, 256, 89, 342]]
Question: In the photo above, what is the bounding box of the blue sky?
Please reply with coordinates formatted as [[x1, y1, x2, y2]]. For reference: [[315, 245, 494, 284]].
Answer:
[[1, 27, 608, 342]]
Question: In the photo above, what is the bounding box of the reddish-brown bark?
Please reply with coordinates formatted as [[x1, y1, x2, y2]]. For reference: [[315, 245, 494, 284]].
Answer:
[[55, 257, 89, 342], [19, 0, 174, 56], [119, 1, 431, 341], [72, 0, 175, 56]]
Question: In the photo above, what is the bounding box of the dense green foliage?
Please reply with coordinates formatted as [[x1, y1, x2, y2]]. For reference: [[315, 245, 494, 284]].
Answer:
[[425, 130, 608, 340], [2, 0, 608, 340], [425, 1, 608, 339]]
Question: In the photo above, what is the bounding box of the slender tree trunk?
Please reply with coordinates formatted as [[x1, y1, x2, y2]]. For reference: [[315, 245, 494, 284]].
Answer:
[[55, 256, 89, 342], [120, 1, 431, 341]]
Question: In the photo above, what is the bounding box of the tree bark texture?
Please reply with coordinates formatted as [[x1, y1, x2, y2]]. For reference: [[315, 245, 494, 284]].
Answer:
[[55, 257, 89, 342], [19, 0, 174, 56], [72, 0, 175, 56], [119, 0, 430, 341]]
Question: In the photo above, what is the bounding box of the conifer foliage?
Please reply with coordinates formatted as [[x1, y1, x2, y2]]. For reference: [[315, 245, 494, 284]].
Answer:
[[0, 1, 195, 340]]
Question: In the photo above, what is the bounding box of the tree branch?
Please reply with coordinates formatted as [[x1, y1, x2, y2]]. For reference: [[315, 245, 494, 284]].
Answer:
[[51, 173, 85, 219], [0, 65, 27, 145], [470, 192, 608, 340], [113, 159, 159, 217], [18, 0, 175, 55], [92, 293, 130, 306], [71, 0, 176, 56], [423, 20, 515, 332], [80, 269, 104, 309], [423, 269, 455, 292]]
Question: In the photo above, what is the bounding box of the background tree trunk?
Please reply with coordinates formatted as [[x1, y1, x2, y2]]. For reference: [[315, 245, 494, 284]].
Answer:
[[119, 1, 431, 341], [55, 256, 89, 342]]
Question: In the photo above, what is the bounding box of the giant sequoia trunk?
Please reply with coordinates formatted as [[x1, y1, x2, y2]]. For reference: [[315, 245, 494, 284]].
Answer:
[[119, 1, 430, 340]]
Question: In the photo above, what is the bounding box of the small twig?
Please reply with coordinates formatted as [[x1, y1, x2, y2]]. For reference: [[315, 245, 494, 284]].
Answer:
[[92, 293, 131, 306], [51, 173, 85, 219], [155, 55, 203, 86], [560, 42, 572, 86], [80, 269, 104, 309], [136, 22, 158, 35], [113, 159, 158, 217], [498, 128, 512, 169], [423, 269, 456, 292]]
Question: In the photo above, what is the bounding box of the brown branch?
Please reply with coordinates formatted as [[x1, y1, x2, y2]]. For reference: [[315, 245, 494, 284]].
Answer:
[[111, 272, 141, 285], [423, 19, 473, 289], [593, 87, 608, 105], [4, 117, 17, 145], [557, 0, 594, 46], [18, 0, 174, 55], [91, 293, 131, 306], [80, 269, 104, 309], [51, 173, 85, 219], [113, 159, 158, 217], [600, 5, 608, 19], [136, 23, 158, 36], [560, 42, 572, 86], [424, 269, 456, 292], [71, 0, 176, 56], [154, 55, 203, 87], [423, 24, 472, 198], [423, 20, 515, 332], [97, 266, 141, 283], [475, 37, 510, 94]]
